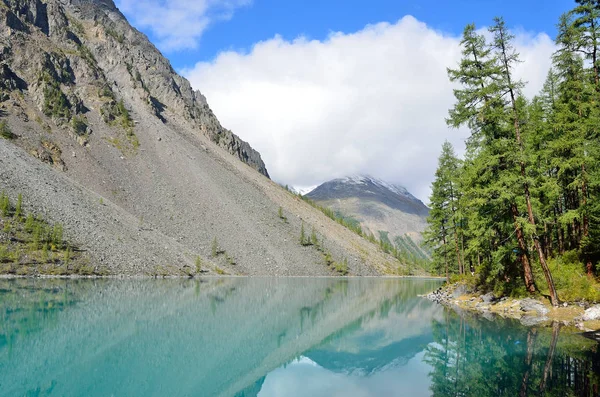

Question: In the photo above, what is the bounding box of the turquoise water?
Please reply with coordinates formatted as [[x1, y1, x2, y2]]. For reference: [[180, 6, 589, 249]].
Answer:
[[0, 278, 598, 397]]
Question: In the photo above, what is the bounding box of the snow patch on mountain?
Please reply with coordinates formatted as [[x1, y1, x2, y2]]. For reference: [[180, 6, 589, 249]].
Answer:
[[335, 175, 419, 202]]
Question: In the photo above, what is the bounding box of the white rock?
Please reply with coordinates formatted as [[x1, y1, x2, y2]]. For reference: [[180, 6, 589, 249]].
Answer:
[[582, 305, 600, 321]]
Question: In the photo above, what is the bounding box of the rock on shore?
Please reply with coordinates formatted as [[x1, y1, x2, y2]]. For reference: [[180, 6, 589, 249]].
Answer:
[[425, 283, 600, 333]]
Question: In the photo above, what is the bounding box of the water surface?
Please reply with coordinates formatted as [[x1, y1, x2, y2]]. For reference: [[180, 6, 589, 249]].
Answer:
[[0, 277, 598, 396]]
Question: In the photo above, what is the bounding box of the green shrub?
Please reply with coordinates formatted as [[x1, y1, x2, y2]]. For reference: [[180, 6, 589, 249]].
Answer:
[[215, 266, 226, 275], [98, 85, 114, 99], [278, 206, 287, 222], [78, 44, 97, 69], [41, 243, 50, 263], [0, 244, 8, 262], [40, 71, 71, 120], [536, 255, 600, 303], [195, 256, 202, 273], [14, 193, 22, 220], [106, 27, 125, 43], [0, 120, 15, 139], [52, 224, 64, 248], [0, 192, 10, 216], [63, 247, 72, 265], [71, 115, 88, 136], [300, 221, 312, 246], [324, 251, 334, 266], [101, 98, 138, 150], [24, 213, 35, 232], [311, 227, 319, 246], [334, 258, 349, 275]]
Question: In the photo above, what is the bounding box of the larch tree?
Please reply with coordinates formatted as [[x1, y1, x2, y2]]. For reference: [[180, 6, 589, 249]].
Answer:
[[490, 17, 559, 306], [447, 23, 542, 297]]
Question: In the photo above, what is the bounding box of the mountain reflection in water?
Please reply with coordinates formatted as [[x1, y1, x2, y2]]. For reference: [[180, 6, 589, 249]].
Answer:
[[0, 278, 597, 397]]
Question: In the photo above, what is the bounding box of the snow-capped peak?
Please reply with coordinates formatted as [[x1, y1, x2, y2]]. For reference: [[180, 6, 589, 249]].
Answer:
[[335, 175, 416, 201]]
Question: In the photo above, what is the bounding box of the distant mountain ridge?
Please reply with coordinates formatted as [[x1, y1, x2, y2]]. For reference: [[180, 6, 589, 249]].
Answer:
[[305, 175, 430, 260], [306, 175, 429, 217]]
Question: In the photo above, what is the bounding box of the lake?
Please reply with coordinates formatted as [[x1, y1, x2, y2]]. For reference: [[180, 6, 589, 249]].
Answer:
[[0, 277, 598, 397]]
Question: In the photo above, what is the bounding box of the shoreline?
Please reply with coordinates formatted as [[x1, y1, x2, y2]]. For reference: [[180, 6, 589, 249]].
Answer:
[[425, 283, 600, 335], [0, 274, 441, 280]]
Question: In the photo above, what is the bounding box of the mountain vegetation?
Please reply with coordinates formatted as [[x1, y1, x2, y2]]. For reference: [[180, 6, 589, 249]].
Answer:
[[0, 192, 102, 275], [424, 3, 600, 305]]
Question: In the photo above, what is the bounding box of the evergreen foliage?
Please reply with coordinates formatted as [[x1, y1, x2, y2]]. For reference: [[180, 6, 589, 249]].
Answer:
[[211, 237, 219, 257], [0, 193, 100, 275], [195, 256, 202, 274], [71, 115, 88, 136], [426, 7, 600, 303], [39, 70, 71, 120]]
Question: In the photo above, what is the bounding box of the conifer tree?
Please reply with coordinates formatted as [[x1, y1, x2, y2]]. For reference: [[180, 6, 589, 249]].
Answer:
[[490, 17, 559, 305], [447, 23, 540, 297], [424, 141, 464, 281]]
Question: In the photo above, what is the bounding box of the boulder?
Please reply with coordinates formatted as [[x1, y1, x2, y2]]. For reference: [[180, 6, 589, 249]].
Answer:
[[481, 292, 496, 304], [581, 305, 600, 321], [452, 284, 468, 298], [520, 298, 549, 315]]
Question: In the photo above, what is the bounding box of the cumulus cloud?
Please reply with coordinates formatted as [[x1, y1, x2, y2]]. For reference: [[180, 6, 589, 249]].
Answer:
[[115, 0, 251, 51], [183, 16, 556, 202]]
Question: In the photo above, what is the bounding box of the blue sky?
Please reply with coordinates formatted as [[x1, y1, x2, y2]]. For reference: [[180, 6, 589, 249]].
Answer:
[[116, 0, 574, 200], [119, 0, 572, 70]]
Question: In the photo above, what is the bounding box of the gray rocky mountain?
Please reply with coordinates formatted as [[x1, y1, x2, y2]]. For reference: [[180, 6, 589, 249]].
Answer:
[[306, 176, 430, 259], [0, 0, 402, 276]]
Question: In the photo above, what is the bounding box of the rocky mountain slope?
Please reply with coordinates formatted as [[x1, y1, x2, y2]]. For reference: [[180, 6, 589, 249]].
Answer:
[[305, 176, 430, 259], [0, 0, 403, 276]]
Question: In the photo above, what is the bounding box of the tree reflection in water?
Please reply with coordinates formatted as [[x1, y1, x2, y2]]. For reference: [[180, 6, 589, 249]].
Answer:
[[425, 310, 600, 397]]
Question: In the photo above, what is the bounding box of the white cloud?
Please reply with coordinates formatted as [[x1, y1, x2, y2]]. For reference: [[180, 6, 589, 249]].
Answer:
[[115, 0, 251, 51], [183, 16, 555, 202]]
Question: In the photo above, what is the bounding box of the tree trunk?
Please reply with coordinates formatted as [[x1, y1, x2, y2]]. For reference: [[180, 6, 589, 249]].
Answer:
[[592, 17, 599, 87], [498, 25, 559, 306], [520, 328, 538, 397], [449, 184, 464, 275], [512, 203, 536, 293], [540, 322, 561, 393], [554, 206, 565, 254], [581, 163, 595, 276], [443, 234, 449, 282]]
